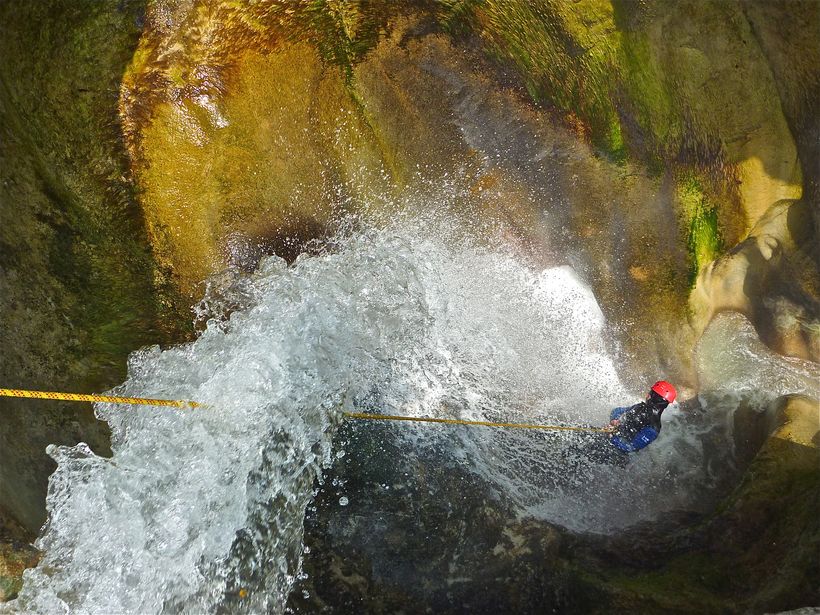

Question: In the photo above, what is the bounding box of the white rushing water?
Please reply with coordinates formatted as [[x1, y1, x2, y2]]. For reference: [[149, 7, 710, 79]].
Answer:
[[509, 308, 820, 532], [7, 212, 818, 614]]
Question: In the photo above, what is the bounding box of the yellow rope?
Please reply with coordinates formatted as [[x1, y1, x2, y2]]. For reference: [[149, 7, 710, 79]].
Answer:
[[0, 388, 200, 408], [342, 412, 612, 433], [0, 388, 610, 432]]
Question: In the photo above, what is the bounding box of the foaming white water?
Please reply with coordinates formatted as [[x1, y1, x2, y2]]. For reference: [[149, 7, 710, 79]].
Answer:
[[8, 214, 626, 614], [696, 311, 820, 400], [12, 213, 814, 613], [689, 311, 820, 473], [512, 311, 820, 532]]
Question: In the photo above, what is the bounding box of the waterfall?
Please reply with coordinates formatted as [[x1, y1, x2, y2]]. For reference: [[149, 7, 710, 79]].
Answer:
[[7, 212, 817, 614]]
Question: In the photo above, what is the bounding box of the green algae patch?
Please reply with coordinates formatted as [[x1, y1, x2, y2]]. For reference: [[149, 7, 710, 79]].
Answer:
[[605, 554, 732, 613], [440, 0, 626, 160], [614, 29, 677, 168], [298, 0, 393, 84], [437, 0, 803, 230], [0, 0, 181, 537], [678, 176, 723, 286]]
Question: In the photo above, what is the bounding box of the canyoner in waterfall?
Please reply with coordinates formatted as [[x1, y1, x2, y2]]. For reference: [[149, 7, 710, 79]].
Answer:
[[586, 380, 678, 466]]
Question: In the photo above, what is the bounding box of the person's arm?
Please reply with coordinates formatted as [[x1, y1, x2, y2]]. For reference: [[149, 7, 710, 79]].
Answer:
[[610, 406, 630, 423]]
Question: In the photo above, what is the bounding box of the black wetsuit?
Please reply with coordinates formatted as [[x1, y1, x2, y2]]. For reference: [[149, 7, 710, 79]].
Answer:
[[610, 401, 664, 451], [586, 397, 668, 465]]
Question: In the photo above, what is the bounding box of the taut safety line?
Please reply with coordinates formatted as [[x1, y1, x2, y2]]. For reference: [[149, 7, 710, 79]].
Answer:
[[0, 388, 200, 408], [342, 412, 612, 433], [0, 388, 611, 433]]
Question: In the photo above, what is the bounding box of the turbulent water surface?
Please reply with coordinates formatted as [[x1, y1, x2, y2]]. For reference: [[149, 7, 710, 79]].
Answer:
[[7, 211, 819, 614]]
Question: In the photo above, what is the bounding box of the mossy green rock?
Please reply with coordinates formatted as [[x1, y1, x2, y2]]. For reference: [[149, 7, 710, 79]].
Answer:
[[446, 0, 807, 230], [0, 511, 38, 602], [0, 0, 172, 533]]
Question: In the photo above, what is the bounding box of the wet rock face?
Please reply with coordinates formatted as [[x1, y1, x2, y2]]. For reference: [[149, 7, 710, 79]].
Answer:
[[693, 395, 820, 612], [445, 0, 807, 218], [0, 511, 38, 602], [118, 2, 407, 298], [119, 3, 695, 384], [288, 397, 820, 613], [741, 0, 820, 236], [287, 422, 607, 614], [690, 199, 820, 361], [0, 0, 166, 534], [118, 0, 818, 377], [440, 0, 819, 367]]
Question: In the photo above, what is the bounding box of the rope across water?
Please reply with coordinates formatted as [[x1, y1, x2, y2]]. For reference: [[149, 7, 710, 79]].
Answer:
[[0, 388, 200, 408], [0, 388, 611, 433], [341, 411, 612, 432]]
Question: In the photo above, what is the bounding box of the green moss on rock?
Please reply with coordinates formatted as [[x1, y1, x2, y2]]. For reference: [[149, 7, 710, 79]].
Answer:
[[439, 0, 626, 159], [437, 0, 803, 232], [0, 0, 176, 534], [678, 175, 723, 285]]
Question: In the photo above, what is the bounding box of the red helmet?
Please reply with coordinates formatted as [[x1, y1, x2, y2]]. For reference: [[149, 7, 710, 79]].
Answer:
[[650, 380, 677, 403]]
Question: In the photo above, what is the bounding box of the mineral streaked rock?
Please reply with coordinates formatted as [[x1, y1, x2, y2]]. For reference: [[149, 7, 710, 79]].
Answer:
[[771, 395, 820, 449], [0, 511, 38, 602], [690, 199, 820, 361]]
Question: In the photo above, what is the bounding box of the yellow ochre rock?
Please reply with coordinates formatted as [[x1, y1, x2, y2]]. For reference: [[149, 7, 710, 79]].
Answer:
[[772, 395, 820, 449]]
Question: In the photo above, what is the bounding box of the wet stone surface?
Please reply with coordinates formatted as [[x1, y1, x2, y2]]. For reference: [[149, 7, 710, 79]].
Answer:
[[287, 421, 607, 614]]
